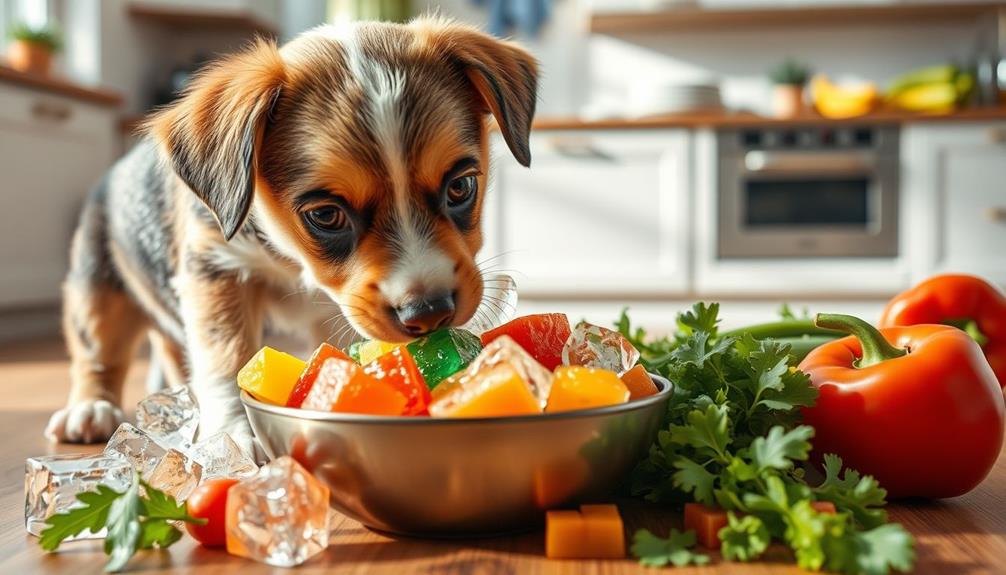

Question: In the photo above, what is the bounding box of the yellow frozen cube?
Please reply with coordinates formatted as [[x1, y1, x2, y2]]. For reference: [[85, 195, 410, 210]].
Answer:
[[546, 366, 629, 413], [357, 340, 400, 365], [237, 347, 306, 406]]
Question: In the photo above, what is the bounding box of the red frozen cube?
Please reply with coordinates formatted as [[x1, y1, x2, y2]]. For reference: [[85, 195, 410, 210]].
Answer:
[[480, 313, 571, 371]]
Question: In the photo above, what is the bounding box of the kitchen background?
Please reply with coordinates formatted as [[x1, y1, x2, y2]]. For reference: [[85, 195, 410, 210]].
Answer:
[[1, 0, 1004, 344]]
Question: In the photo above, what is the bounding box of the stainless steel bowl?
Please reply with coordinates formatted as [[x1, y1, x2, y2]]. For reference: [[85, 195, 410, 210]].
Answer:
[[242, 375, 671, 537]]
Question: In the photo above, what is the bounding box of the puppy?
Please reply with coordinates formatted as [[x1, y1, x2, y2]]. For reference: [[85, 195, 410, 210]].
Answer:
[[45, 17, 538, 454]]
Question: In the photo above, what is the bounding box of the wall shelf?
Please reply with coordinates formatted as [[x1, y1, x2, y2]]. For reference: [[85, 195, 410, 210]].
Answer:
[[590, 2, 1006, 34], [127, 4, 278, 37]]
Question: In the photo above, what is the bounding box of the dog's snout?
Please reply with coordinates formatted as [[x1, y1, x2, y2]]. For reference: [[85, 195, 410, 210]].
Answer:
[[395, 294, 455, 336]]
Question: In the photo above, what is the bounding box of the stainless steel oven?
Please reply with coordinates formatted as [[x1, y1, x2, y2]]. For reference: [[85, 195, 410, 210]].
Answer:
[[717, 125, 899, 258]]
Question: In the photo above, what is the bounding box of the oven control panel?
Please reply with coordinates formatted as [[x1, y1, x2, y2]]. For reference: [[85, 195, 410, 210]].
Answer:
[[737, 126, 888, 151]]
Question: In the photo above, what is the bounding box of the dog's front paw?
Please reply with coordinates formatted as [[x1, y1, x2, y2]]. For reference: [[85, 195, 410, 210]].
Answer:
[[45, 400, 124, 444]]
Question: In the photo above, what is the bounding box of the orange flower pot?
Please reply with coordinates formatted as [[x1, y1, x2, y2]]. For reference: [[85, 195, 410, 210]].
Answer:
[[7, 40, 53, 75]]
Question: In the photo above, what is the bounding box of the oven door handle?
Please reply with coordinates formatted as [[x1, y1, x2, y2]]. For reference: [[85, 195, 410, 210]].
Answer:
[[744, 151, 876, 174]]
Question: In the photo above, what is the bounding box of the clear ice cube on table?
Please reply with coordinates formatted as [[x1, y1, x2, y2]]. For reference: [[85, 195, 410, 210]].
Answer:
[[103, 422, 202, 500], [226, 456, 330, 567], [103, 422, 168, 474], [135, 386, 199, 450], [24, 454, 133, 538], [190, 432, 258, 480], [561, 321, 641, 374], [462, 335, 553, 408], [145, 449, 203, 501], [462, 273, 518, 334]]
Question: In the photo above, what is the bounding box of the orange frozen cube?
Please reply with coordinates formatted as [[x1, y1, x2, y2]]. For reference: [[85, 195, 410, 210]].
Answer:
[[363, 347, 431, 415], [620, 364, 658, 400], [684, 503, 729, 550], [237, 347, 306, 406], [428, 363, 542, 418], [546, 366, 630, 413], [302, 358, 407, 416], [286, 343, 351, 408], [545, 505, 625, 559], [580, 505, 625, 558], [545, 510, 583, 559]]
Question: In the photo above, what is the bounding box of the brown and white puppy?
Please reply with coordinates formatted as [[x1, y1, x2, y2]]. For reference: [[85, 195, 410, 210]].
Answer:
[[45, 18, 537, 454]]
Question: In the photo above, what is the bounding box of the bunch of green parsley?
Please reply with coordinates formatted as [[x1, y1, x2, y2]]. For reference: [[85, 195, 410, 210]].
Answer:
[[617, 303, 915, 574], [39, 472, 205, 572]]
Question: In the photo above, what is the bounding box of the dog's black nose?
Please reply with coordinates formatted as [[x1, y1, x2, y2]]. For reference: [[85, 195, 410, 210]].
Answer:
[[395, 294, 455, 336]]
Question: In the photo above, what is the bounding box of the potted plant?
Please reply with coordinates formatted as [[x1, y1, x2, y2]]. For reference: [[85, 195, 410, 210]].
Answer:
[[6, 23, 62, 75], [769, 58, 811, 118]]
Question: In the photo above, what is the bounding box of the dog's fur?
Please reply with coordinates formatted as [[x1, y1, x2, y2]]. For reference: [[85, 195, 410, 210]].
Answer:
[[46, 18, 538, 453]]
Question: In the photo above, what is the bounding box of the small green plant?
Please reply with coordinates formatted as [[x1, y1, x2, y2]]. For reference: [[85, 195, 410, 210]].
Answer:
[[770, 58, 811, 86], [8, 23, 63, 52]]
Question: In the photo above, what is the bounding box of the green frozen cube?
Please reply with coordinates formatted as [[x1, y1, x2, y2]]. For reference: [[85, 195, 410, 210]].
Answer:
[[405, 328, 482, 389]]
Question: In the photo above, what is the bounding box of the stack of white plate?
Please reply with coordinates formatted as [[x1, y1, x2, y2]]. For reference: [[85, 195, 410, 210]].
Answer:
[[627, 82, 724, 117]]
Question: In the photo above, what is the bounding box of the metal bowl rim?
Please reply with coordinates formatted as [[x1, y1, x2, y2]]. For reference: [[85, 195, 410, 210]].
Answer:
[[241, 372, 672, 426]]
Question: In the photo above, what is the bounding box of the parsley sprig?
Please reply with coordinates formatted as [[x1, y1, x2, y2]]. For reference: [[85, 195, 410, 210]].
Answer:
[[620, 303, 915, 574], [39, 471, 206, 572]]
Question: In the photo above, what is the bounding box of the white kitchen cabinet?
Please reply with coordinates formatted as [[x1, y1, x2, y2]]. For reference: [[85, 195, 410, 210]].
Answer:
[[903, 122, 1006, 284], [0, 83, 119, 308], [484, 130, 691, 297]]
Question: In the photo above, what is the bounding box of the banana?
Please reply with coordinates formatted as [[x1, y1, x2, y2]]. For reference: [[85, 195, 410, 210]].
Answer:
[[887, 65, 959, 98], [889, 83, 958, 113], [812, 76, 878, 119]]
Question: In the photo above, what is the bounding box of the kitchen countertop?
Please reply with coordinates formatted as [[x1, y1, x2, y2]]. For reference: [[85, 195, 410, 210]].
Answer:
[[0, 64, 123, 107], [1, 340, 1005, 574], [532, 107, 1006, 131]]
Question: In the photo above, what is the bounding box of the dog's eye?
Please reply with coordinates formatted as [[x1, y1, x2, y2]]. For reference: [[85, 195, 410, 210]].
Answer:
[[304, 205, 349, 232], [446, 175, 478, 208]]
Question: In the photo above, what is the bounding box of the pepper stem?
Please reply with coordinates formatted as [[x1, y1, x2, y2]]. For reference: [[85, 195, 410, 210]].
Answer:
[[943, 318, 989, 348], [814, 313, 907, 368]]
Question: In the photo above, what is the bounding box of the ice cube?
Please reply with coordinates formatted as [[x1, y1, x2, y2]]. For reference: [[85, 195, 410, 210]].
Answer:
[[135, 386, 199, 450], [463, 273, 518, 334], [405, 328, 483, 389], [190, 432, 257, 480], [104, 422, 202, 500], [561, 321, 640, 374], [103, 422, 168, 475], [463, 335, 553, 407], [226, 456, 330, 567], [145, 448, 203, 501], [24, 454, 133, 538]]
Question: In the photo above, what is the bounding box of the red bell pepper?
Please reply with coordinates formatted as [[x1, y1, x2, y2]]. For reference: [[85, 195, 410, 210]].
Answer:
[[880, 274, 1006, 388], [800, 313, 1004, 499]]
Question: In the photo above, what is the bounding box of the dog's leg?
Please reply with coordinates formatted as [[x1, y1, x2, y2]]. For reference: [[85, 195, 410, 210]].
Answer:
[[177, 269, 265, 459], [47, 282, 148, 443], [148, 330, 188, 390]]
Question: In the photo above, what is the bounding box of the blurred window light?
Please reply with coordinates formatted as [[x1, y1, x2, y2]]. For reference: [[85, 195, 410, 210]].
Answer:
[[1, 0, 53, 51]]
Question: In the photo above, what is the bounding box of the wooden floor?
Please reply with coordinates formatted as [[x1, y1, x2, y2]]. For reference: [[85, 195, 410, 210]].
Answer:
[[1, 337, 1005, 574]]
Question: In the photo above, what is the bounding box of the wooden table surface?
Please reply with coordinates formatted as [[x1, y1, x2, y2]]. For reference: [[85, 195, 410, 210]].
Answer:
[[1, 338, 1005, 574]]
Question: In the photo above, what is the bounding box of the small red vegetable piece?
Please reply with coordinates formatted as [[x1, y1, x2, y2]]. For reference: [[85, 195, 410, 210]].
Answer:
[[480, 313, 571, 371], [684, 503, 728, 549], [812, 501, 837, 514], [286, 343, 351, 408], [363, 346, 432, 415], [185, 478, 239, 547]]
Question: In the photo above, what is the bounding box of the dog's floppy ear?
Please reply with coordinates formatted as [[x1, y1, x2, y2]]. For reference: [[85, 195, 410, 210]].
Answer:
[[417, 20, 539, 167], [147, 39, 285, 240]]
